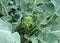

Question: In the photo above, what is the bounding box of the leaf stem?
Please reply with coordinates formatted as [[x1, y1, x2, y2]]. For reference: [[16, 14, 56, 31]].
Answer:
[[32, 0, 37, 14], [0, 0, 9, 16], [47, 6, 60, 23]]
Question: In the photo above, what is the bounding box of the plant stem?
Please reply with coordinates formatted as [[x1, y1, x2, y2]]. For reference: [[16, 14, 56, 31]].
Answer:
[[0, 0, 9, 16], [47, 6, 60, 23], [36, 6, 60, 30], [32, 0, 37, 14]]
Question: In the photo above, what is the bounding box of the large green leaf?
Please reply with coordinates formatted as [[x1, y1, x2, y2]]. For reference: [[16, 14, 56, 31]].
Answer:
[[51, 0, 60, 16], [46, 33, 58, 43], [51, 0, 60, 9], [42, 3, 55, 15], [0, 19, 12, 31], [30, 36, 38, 43], [55, 7, 60, 16], [50, 17, 60, 31], [0, 30, 21, 43], [50, 30, 60, 40], [36, 12, 50, 25]]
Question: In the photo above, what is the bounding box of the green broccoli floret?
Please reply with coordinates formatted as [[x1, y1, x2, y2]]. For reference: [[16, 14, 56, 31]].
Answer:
[[21, 16, 35, 33]]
